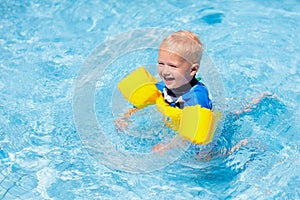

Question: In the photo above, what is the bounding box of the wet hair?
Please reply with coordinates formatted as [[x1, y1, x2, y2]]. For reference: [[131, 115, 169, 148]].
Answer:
[[159, 30, 203, 64]]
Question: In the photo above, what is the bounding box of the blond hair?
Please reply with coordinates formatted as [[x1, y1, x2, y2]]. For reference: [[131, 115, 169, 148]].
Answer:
[[159, 30, 203, 64]]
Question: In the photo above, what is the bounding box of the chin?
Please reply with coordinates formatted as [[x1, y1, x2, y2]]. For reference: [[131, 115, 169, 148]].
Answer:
[[164, 83, 175, 89], [167, 85, 178, 90], [164, 81, 181, 89]]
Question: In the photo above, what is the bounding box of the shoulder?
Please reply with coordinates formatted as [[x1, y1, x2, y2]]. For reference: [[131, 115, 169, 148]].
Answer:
[[182, 82, 212, 109], [193, 82, 210, 96], [155, 81, 165, 92]]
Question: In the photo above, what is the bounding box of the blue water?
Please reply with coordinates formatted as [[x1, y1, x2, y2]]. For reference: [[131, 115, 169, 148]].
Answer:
[[1, 0, 299, 199]]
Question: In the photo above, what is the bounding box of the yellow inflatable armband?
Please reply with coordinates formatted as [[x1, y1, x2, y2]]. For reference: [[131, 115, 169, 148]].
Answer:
[[178, 106, 217, 144], [156, 95, 181, 121], [155, 94, 182, 130], [156, 94, 217, 144], [117, 66, 160, 109]]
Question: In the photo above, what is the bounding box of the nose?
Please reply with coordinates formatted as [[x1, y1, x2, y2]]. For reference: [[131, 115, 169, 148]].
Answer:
[[161, 65, 171, 76]]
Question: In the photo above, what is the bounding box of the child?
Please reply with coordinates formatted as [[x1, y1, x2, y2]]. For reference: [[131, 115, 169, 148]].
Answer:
[[115, 30, 212, 151], [115, 30, 277, 156]]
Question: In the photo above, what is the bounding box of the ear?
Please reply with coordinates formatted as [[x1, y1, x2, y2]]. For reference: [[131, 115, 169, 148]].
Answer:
[[190, 63, 199, 76]]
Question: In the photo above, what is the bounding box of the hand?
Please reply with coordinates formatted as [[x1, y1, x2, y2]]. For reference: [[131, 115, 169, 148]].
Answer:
[[114, 117, 129, 132], [114, 108, 138, 132], [152, 143, 169, 155], [153, 135, 187, 155], [228, 139, 248, 155]]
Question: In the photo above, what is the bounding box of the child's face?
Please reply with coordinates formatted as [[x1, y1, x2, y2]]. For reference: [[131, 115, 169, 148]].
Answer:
[[157, 50, 198, 89]]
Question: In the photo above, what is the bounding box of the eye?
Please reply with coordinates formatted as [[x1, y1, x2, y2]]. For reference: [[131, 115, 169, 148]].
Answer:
[[158, 62, 164, 66], [169, 64, 177, 68]]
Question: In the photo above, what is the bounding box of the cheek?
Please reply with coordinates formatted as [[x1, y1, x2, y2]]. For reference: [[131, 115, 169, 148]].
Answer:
[[157, 67, 162, 75], [174, 69, 187, 78], [181, 68, 192, 77], [175, 70, 192, 82]]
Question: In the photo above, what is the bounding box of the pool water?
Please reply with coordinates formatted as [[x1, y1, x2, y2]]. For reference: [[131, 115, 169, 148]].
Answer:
[[1, 0, 299, 199]]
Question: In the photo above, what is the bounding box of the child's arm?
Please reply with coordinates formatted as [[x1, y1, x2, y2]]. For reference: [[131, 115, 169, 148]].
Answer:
[[123, 107, 139, 118], [114, 107, 139, 131], [152, 135, 188, 154], [235, 91, 276, 115]]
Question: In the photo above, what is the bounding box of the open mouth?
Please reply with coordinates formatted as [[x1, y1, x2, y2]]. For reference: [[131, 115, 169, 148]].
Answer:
[[163, 77, 175, 83]]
